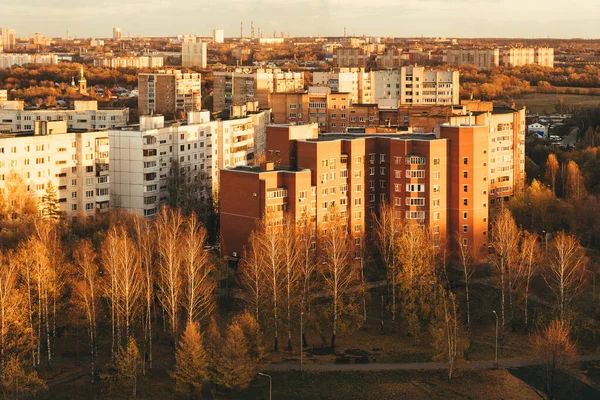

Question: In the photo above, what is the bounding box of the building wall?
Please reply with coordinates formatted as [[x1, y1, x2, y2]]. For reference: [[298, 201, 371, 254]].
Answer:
[[0, 54, 58, 68], [0, 121, 110, 216], [93, 56, 164, 69], [182, 41, 207, 68], [138, 70, 201, 119], [445, 48, 500, 69]]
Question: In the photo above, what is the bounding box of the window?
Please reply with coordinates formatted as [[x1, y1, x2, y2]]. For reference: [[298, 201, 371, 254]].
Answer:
[[380, 194, 386, 201], [433, 158, 440, 165], [406, 156, 426, 165], [406, 170, 425, 179], [433, 212, 440, 221], [406, 184, 425, 192], [369, 167, 375, 176], [354, 224, 361, 233], [463, 225, 468, 233], [380, 181, 386, 189], [463, 185, 468, 193], [380, 167, 386, 175], [354, 211, 362, 219], [322, 188, 328, 196], [369, 193, 375, 202], [433, 199, 440, 207], [433, 171, 440, 180], [85, 190, 93, 198], [379, 154, 386, 163], [463, 212, 468, 219], [72, 204, 78, 212], [85, 203, 94, 211], [463, 157, 468, 165], [463, 171, 468, 179], [406, 197, 425, 206], [394, 183, 401, 192], [369, 181, 375, 190], [354, 156, 362, 164], [299, 190, 307, 200], [463, 198, 468, 206], [354, 198, 362, 206], [354, 170, 362, 178], [394, 197, 402, 206], [322, 201, 328, 210], [406, 211, 425, 220], [462, 239, 468, 246], [355, 184, 362, 192]]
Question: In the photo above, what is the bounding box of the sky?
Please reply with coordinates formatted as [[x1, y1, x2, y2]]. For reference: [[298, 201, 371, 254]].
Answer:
[[2, 0, 599, 39]]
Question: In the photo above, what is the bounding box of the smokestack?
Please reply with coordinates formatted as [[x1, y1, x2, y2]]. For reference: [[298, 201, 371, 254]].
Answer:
[[251, 21, 255, 40], [240, 22, 243, 39]]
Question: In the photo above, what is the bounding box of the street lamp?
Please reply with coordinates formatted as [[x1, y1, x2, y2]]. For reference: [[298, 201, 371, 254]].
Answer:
[[492, 310, 498, 364], [257, 372, 272, 400]]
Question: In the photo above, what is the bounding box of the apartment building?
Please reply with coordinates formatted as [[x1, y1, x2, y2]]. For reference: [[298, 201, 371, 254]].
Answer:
[[0, 100, 129, 133], [138, 70, 202, 119], [445, 48, 500, 69], [333, 47, 370, 68], [93, 56, 164, 69], [221, 124, 450, 258], [376, 49, 403, 69], [400, 66, 459, 105], [213, 29, 224, 44], [182, 40, 208, 68], [314, 67, 459, 106], [213, 68, 304, 112], [113, 28, 122, 40], [0, 28, 16, 51], [0, 120, 110, 216], [500, 47, 554, 68], [109, 108, 271, 216], [0, 53, 58, 68]]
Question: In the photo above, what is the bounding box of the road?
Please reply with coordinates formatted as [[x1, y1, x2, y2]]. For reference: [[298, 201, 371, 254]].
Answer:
[[265, 354, 600, 372]]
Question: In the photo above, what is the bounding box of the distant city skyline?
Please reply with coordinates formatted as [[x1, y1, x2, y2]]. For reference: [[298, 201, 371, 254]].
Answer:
[[2, 0, 599, 39]]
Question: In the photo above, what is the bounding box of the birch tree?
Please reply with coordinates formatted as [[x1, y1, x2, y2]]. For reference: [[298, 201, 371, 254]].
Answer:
[[280, 216, 301, 350], [455, 233, 473, 333], [544, 153, 559, 196], [240, 232, 264, 327], [520, 231, 539, 330], [544, 232, 586, 321], [297, 215, 316, 346]]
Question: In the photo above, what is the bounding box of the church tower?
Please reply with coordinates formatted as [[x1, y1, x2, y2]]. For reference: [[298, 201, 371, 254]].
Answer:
[[78, 65, 87, 95]]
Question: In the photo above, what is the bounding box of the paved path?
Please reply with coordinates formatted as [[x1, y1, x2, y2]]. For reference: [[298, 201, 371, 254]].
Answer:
[[265, 354, 600, 372]]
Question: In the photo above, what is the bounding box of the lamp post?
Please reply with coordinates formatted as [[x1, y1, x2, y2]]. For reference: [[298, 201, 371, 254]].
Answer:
[[257, 372, 272, 400], [492, 310, 498, 364]]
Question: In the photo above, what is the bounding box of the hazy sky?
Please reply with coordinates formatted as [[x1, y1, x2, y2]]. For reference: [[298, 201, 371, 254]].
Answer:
[[2, 0, 599, 39]]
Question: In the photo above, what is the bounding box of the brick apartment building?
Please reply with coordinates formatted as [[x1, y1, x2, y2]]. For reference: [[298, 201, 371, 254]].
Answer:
[[220, 118, 522, 260]]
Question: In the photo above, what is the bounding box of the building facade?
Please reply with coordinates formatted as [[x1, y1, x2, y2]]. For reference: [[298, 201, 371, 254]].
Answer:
[[213, 29, 224, 44], [0, 100, 129, 133], [138, 70, 202, 119], [93, 56, 164, 69], [0, 120, 110, 216], [0, 28, 16, 51], [109, 108, 271, 216], [445, 48, 500, 69], [0, 53, 58, 68], [182, 41, 208, 68]]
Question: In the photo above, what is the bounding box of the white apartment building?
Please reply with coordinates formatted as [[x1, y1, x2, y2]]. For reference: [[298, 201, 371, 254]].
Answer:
[[0, 120, 111, 216], [113, 28, 122, 40], [0, 53, 58, 68], [0, 101, 129, 133], [93, 56, 164, 69], [399, 66, 459, 105], [213, 29, 224, 44], [313, 68, 373, 104], [109, 109, 271, 216], [182, 41, 208, 68]]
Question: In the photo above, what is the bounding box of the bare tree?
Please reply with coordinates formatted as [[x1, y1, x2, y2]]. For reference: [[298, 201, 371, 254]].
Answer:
[[0, 252, 28, 366], [181, 213, 215, 325], [455, 233, 473, 333], [490, 207, 520, 329], [102, 226, 121, 357], [280, 216, 301, 350], [240, 232, 264, 327], [73, 240, 99, 382], [544, 232, 586, 321], [319, 207, 357, 348], [156, 207, 185, 334], [373, 202, 402, 327], [297, 215, 316, 346], [432, 288, 463, 382], [520, 231, 539, 330]]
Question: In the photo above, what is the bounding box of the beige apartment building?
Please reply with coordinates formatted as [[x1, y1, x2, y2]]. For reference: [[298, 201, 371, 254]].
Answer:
[[182, 40, 208, 68], [0, 53, 58, 68], [109, 108, 271, 216], [333, 47, 370, 68], [0, 28, 16, 51], [399, 66, 459, 105], [0, 100, 129, 133], [213, 68, 304, 112], [445, 48, 500, 69], [93, 56, 164, 69], [0, 120, 111, 216], [138, 70, 202, 119]]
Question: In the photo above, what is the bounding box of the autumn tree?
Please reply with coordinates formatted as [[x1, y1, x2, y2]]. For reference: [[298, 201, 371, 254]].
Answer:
[[319, 207, 358, 348], [181, 213, 215, 325], [531, 320, 577, 400], [171, 322, 209, 397], [520, 232, 539, 330], [102, 337, 142, 399], [374, 202, 402, 327], [432, 288, 465, 382], [240, 232, 264, 326], [564, 160, 586, 200], [490, 207, 520, 329], [39, 181, 61, 220], [544, 153, 559, 196], [296, 215, 316, 346], [0, 356, 45, 400], [280, 217, 301, 350], [0, 252, 28, 366], [455, 233, 473, 332], [544, 232, 586, 321], [156, 207, 184, 334], [73, 240, 99, 381]]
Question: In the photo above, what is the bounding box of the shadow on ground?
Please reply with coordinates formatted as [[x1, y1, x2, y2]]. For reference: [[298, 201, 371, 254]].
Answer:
[[507, 365, 600, 400]]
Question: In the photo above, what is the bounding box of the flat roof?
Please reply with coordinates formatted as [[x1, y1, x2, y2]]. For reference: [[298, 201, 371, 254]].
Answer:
[[300, 132, 442, 142]]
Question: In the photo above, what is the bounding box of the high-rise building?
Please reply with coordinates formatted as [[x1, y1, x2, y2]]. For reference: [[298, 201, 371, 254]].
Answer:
[[0, 28, 16, 50], [399, 66, 459, 105], [0, 120, 111, 216], [213, 29, 224, 44], [113, 27, 122, 40], [501, 47, 554, 68], [109, 107, 271, 216], [182, 40, 208, 68], [213, 68, 304, 112], [0, 53, 58, 68], [93, 56, 164, 69], [138, 70, 202, 119], [445, 48, 500, 69]]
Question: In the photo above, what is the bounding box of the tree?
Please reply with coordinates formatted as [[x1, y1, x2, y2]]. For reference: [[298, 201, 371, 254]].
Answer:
[[432, 289, 465, 382], [297, 215, 316, 346], [280, 217, 301, 350], [240, 232, 264, 327], [156, 207, 184, 334], [0, 356, 45, 400], [544, 154, 559, 196], [181, 213, 215, 325], [520, 232, 539, 330], [39, 181, 61, 220], [565, 160, 586, 200], [319, 207, 358, 348], [171, 322, 209, 397], [373, 202, 402, 327], [544, 232, 586, 321], [455, 233, 473, 333], [0, 252, 28, 366], [101, 337, 142, 399], [73, 240, 99, 381], [490, 207, 520, 329], [531, 320, 576, 400]]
